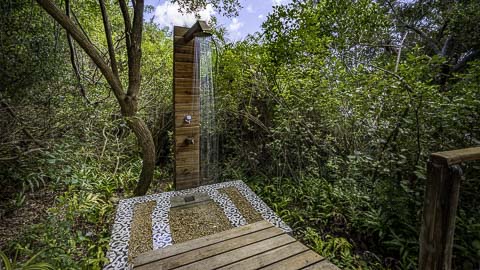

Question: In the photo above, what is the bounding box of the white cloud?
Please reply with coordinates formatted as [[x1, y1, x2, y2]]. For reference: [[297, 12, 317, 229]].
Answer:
[[246, 5, 254, 13], [272, 0, 283, 5], [154, 2, 215, 30], [258, 14, 264, 19], [228, 18, 243, 32], [228, 18, 244, 40]]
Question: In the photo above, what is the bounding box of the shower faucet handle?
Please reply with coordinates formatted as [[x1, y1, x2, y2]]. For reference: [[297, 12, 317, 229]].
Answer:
[[184, 115, 192, 124], [185, 137, 195, 145]]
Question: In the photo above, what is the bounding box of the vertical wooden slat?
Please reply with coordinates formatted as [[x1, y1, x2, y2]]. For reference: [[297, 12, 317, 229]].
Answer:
[[173, 26, 200, 190], [418, 161, 463, 270]]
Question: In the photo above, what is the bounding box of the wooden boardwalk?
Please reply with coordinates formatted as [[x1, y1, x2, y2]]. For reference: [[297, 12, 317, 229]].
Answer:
[[133, 221, 339, 270]]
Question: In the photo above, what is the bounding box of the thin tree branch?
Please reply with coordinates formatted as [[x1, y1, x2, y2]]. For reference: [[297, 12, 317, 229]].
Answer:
[[119, 0, 132, 50], [98, 0, 120, 78], [440, 36, 453, 57], [65, 0, 89, 102], [395, 32, 408, 73]]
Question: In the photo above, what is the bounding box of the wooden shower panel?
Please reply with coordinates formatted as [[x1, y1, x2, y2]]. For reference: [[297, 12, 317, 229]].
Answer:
[[173, 26, 200, 190]]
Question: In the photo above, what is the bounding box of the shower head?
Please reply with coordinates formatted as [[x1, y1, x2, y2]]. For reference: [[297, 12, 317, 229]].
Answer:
[[182, 20, 212, 43]]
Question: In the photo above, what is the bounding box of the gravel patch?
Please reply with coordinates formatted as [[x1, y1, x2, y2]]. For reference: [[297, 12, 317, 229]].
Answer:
[[219, 187, 263, 224], [169, 200, 233, 243], [128, 200, 156, 262]]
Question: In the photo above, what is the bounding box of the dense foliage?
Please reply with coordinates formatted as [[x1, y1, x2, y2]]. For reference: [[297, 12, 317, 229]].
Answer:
[[216, 0, 480, 268], [1, 0, 479, 269]]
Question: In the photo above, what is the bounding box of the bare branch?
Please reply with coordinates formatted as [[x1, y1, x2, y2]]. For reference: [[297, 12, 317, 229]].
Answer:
[[440, 36, 453, 57], [395, 32, 408, 73], [452, 49, 479, 72], [65, 0, 89, 102]]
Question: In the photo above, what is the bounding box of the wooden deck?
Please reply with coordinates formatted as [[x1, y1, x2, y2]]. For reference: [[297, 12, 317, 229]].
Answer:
[[133, 221, 339, 270]]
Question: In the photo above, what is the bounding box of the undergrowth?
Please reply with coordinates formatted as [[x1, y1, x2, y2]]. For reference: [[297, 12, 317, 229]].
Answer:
[[245, 163, 480, 269], [1, 137, 143, 269]]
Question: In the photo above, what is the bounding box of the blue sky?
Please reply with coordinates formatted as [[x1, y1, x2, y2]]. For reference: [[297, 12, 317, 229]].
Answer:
[[144, 0, 290, 41]]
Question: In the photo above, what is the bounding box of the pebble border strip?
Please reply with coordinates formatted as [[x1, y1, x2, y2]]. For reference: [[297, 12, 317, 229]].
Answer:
[[104, 180, 292, 269]]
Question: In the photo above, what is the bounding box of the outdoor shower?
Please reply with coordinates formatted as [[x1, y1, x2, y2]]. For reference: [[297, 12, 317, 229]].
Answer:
[[173, 21, 218, 190]]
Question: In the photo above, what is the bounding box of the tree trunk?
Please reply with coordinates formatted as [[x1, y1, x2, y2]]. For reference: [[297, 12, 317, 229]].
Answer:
[[127, 116, 156, 196], [35, 0, 156, 196]]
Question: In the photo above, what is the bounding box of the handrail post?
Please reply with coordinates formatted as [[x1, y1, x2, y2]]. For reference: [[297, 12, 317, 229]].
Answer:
[[418, 160, 463, 270]]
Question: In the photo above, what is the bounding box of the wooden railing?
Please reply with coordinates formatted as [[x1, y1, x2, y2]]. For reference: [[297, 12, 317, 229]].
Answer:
[[419, 147, 480, 270]]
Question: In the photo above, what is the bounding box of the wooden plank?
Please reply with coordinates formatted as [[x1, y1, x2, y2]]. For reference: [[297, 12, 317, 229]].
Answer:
[[175, 71, 194, 78], [174, 157, 199, 167], [175, 78, 195, 88], [175, 150, 199, 163], [175, 53, 194, 63], [174, 103, 199, 110], [174, 63, 195, 71], [260, 250, 325, 270], [174, 234, 295, 270], [175, 165, 200, 176], [133, 221, 274, 267], [430, 146, 480, 165], [175, 45, 194, 54], [174, 95, 200, 104], [175, 87, 199, 96], [174, 36, 194, 46], [217, 241, 309, 270], [135, 227, 286, 270], [174, 67, 193, 74], [175, 178, 200, 190], [302, 260, 341, 270], [175, 144, 199, 154], [175, 104, 200, 112], [175, 62, 194, 69], [174, 26, 189, 36], [175, 126, 199, 136]]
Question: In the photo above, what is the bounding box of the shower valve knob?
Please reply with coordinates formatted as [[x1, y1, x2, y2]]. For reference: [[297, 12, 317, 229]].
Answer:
[[184, 115, 192, 124]]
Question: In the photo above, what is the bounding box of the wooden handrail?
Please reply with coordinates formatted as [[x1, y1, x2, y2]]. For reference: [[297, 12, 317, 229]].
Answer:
[[430, 146, 480, 166], [419, 146, 480, 270]]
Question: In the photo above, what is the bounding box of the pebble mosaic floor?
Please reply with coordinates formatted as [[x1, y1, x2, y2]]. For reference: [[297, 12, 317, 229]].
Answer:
[[104, 180, 292, 270]]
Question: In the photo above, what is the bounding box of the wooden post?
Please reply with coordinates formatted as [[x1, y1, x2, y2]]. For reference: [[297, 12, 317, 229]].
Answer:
[[419, 147, 480, 269], [418, 161, 463, 270], [173, 26, 200, 190], [173, 21, 212, 190]]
